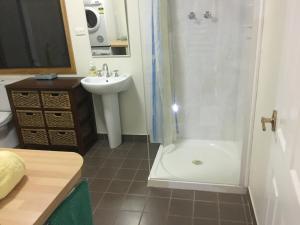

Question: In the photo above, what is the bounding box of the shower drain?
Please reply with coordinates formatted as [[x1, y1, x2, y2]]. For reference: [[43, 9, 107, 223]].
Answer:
[[192, 160, 203, 165]]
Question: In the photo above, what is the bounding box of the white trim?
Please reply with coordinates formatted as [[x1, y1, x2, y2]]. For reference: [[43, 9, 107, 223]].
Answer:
[[241, 0, 267, 188], [148, 144, 247, 194], [148, 177, 247, 194], [246, 0, 267, 224]]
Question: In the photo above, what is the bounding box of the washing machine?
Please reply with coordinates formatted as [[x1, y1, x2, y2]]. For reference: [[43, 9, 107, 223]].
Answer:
[[84, 0, 110, 51]]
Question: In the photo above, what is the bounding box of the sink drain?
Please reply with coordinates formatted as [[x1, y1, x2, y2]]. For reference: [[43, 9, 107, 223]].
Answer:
[[192, 160, 203, 165]]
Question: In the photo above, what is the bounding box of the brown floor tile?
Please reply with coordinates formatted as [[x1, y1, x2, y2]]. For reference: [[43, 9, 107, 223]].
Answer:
[[93, 209, 117, 225], [103, 158, 124, 168], [108, 149, 130, 159], [149, 144, 159, 159], [139, 212, 166, 225], [139, 159, 150, 170], [107, 180, 131, 194], [193, 218, 219, 225], [82, 166, 98, 178], [169, 199, 193, 217], [84, 157, 105, 167], [166, 216, 192, 225], [148, 188, 171, 198], [86, 140, 256, 225], [122, 159, 142, 169], [114, 211, 142, 225], [244, 205, 253, 223], [131, 142, 148, 151], [94, 140, 107, 147], [220, 203, 246, 222], [194, 201, 218, 219], [89, 192, 103, 211], [195, 191, 218, 202], [132, 135, 148, 142], [114, 168, 136, 180], [85, 147, 97, 158], [86, 177, 94, 187], [149, 160, 155, 168], [134, 170, 149, 181], [144, 197, 170, 215], [113, 142, 134, 150], [96, 167, 118, 179], [92, 148, 111, 158], [244, 192, 252, 205], [172, 189, 194, 200], [221, 222, 250, 225], [219, 193, 244, 204], [128, 181, 148, 195], [89, 179, 111, 193], [121, 195, 146, 211], [98, 193, 124, 210], [247, 198, 257, 225], [127, 150, 148, 159]]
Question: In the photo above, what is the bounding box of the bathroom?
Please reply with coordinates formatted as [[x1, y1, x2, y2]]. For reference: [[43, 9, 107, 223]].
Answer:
[[0, 0, 299, 225]]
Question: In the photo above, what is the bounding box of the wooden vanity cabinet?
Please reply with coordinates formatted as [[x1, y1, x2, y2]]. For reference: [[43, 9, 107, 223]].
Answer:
[[6, 78, 97, 155]]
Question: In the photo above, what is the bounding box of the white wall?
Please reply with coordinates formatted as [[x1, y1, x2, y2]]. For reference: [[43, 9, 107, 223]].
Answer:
[[139, 0, 152, 137], [0, 0, 148, 135]]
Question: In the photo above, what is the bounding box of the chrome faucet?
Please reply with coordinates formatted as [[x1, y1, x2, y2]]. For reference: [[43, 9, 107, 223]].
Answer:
[[102, 63, 110, 77]]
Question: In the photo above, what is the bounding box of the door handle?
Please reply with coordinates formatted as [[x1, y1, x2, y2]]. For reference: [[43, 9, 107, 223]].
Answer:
[[261, 110, 277, 132]]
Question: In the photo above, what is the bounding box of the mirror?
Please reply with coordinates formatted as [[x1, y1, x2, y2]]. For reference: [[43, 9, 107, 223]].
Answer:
[[84, 0, 130, 57], [0, 0, 76, 74]]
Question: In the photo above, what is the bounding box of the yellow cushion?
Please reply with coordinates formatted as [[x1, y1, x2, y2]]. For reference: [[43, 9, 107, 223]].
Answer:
[[0, 151, 25, 199]]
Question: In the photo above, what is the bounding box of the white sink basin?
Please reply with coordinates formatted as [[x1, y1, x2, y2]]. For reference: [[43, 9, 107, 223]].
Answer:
[[80, 74, 132, 149], [81, 74, 132, 95]]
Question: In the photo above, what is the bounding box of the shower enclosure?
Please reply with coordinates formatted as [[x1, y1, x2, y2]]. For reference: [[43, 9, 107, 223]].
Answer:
[[147, 0, 257, 192]]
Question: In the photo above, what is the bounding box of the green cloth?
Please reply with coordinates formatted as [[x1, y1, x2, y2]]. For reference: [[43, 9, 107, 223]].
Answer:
[[46, 180, 93, 225]]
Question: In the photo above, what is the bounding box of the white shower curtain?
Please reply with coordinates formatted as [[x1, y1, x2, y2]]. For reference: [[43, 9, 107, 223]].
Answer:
[[151, 0, 176, 146]]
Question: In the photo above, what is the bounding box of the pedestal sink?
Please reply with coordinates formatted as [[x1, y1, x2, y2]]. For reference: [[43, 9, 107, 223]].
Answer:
[[81, 74, 132, 148]]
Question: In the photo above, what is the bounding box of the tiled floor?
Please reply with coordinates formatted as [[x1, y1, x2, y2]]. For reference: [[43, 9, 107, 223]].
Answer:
[[83, 140, 255, 225]]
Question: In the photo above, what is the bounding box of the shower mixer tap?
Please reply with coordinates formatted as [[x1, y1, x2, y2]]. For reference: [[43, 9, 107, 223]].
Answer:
[[204, 11, 212, 19], [188, 11, 196, 20], [203, 11, 218, 22], [188, 11, 201, 24], [188, 11, 217, 23]]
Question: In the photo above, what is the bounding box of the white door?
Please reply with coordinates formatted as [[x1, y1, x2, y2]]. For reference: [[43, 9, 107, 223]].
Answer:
[[249, 0, 300, 224]]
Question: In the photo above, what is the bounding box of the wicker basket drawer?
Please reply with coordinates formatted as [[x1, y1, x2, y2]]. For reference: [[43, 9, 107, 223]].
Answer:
[[41, 91, 71, 109], [11, 91, 41, 108], [45, 111, 74, 128], [48, 130, 77, 146], [21, 129, 49, 145], [16, 110, 45, 127]]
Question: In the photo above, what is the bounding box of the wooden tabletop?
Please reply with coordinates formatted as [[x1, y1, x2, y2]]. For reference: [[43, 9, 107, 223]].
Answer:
[[0, 149, 83, 225]]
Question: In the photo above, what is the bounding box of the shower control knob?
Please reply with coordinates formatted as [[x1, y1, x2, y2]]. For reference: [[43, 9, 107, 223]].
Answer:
[[188, 12, 196, 20], [204, 11, 212, 19]]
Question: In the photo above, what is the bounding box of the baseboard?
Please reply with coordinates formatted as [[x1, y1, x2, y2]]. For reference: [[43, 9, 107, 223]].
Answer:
[[97, 134, 149, 143]]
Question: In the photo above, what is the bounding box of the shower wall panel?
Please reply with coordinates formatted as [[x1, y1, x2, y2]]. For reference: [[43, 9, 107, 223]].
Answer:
[[169, 0, 254, 141]]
